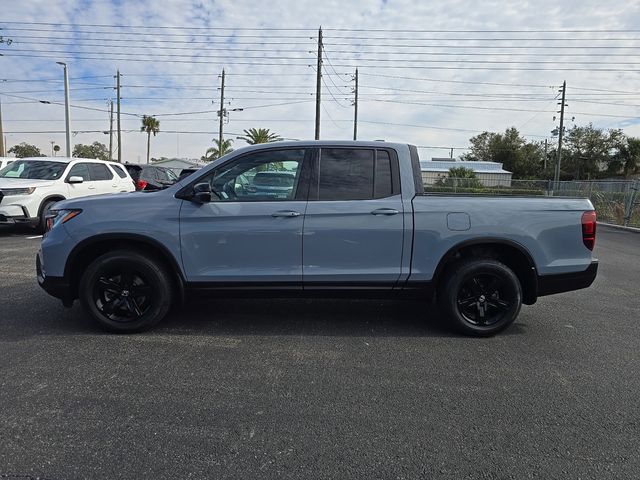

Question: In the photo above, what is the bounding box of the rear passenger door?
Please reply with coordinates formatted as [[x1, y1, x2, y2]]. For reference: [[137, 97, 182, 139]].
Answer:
[[303, 148, 404, 287], [109, 163, 134, 192], [88, 162, 116, 194]]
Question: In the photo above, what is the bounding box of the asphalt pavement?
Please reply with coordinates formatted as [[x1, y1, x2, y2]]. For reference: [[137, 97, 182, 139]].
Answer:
[[0, 226, 638, 479]]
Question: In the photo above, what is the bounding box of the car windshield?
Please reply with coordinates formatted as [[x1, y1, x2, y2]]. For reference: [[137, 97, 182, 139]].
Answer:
[[0, 160, 68, 180]]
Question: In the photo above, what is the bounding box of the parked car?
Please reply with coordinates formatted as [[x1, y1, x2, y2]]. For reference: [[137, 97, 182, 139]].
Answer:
[[245, 171, 297, 199], [177, 168, 198, 182], [0, 157, 15, 171], [38, 141, 598, 336], [0, 157, 135, 232], [124, 164, 178, 191]]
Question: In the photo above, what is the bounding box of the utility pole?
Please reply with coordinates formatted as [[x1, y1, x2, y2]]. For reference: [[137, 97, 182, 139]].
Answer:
[[108, 99, 114, 161], [314, 27, 323, 140], [352, 68, 358, 141], [57, 62, 71, 157], [554, 80, 567, 187], [450, 147, 454, 159], [218, 69, 225, 152], [116, 70, 122, 163], [0, 95, 4, 157], [544, 138, 548, 171]]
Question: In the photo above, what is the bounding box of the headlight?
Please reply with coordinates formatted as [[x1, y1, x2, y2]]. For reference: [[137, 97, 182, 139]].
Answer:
[[1, 187, 36, 196], [46, 209, 82, 232]]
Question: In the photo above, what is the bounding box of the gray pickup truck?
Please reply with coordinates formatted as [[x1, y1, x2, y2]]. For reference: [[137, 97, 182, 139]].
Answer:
[[37, 141, 598, 336]]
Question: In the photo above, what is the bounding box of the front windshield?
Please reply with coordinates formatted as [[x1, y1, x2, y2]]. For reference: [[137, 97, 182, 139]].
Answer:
[[0, 160, 68, 180]]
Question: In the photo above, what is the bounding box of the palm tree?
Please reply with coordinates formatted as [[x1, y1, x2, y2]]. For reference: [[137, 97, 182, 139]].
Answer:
[[140, 115, 160, 164], [203, 138, 234, 161], [238, 128, 282, 145]]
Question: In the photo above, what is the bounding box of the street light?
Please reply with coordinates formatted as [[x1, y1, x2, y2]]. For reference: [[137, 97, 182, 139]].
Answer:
[[56, 61, 71, 157]]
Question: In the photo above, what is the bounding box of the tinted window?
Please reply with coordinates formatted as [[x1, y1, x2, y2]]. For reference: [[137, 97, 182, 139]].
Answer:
[[0, 160, 67, 180], [203, 149, 305, 202], [110, 164, 128, 178], [67, 163, 92, 181], [125, 165, 141, 181], [89, 163, 113, 181], [374, 150, 393, 199], [318, 149, 374, 201]]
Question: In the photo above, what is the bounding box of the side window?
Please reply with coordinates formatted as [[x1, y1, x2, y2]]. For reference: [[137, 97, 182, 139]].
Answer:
[[202, 149, 306, 202], [67, 163, 92, 181], [374, 150, 393, 199], [89, 163, 114, 181], [318, 149, 375, 201], [110, 164, 128, 179]]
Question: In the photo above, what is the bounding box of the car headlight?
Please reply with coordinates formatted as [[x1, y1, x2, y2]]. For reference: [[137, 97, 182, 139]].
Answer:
[[46, 209, 82, 232], [1, 187, 36, 196]]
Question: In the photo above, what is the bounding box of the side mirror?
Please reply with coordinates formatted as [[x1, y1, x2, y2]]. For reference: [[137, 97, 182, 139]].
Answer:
[[67, 176, 84, 184], [192, 182, 212, 203]]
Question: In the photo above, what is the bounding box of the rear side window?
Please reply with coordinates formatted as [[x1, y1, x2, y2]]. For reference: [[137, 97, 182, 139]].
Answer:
[[375, 150, 393, 199], [89, 163, 114, 181], [126, 166, 141, 181], [110, 164, 128, 178], [67, 162, 92, 181], [318, 149, 375, 201]]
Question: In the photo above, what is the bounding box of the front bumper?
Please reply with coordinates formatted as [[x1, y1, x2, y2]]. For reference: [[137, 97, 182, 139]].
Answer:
[[537, 260, 599, 297], [37, 252, 74, 306], [0, 205, 36, 225]]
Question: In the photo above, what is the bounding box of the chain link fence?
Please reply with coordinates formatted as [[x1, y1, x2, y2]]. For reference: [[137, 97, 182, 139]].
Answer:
[[424, 178, 640, 228]]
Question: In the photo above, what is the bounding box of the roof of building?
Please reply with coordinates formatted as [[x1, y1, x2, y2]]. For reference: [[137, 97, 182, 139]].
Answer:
[[421, 160, 512, 175]]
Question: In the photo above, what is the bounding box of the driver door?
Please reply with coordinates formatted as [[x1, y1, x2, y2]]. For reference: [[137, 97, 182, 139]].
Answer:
[[179, 148, 311, 285]]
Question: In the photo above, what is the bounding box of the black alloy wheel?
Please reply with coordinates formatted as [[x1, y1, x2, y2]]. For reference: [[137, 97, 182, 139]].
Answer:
[[438, 258, 522, 336], [79, 250, 173, 332]]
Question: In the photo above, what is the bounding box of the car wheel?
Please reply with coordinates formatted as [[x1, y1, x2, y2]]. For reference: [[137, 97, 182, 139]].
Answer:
[[37, 200, 57, 234], [438, 258, 522, 337], [79, 250, 173, 333]]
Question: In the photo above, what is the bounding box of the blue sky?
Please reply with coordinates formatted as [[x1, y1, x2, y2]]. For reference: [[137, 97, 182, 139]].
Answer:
[[1, 0, 639, 162]]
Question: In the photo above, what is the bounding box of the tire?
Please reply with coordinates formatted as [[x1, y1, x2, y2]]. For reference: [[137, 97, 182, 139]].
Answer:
[[36, 200, 56, 234], [438, 258, 522, 337], [79, 250, 174, 333]]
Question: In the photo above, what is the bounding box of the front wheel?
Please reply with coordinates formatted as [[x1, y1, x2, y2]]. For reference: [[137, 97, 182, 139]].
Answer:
[[79, 250, 174, 333], [438, 259, 522, 336]]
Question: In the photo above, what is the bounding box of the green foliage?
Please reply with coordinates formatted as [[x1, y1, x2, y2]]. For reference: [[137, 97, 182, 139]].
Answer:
[[238, 128, 282, 145], [203, 139, 234, 161], [607, 136, 640, 178], [561, 124, 624, 179], [8, 142, 42, 158], [462, 127, 544, 179], [435, 166, 483, 188], [72, 141, 109, 160]]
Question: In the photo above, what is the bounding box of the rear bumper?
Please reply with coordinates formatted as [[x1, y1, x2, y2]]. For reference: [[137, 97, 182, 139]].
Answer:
[[537, 260, 598, 297]]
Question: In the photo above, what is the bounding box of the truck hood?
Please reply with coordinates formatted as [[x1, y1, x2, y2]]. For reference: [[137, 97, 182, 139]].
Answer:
[[0, 178, 57, 189]]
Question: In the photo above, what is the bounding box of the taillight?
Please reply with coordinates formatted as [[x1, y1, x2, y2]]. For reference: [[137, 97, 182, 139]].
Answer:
[[581, 210, 597, 251], [136, 180, 148, 190]]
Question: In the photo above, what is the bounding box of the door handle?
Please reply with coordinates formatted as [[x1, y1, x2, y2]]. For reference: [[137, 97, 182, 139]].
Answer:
[[371, 208, 399, 216], [272, 210, 301, 218]]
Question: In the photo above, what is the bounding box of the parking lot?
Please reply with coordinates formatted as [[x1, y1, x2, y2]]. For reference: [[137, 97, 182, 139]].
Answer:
[[0, 225, 638, 479]]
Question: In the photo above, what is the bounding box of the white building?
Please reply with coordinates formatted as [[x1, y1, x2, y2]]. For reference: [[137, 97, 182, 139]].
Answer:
[[150, 158, 207, 174], [421, 158, 513, 187]]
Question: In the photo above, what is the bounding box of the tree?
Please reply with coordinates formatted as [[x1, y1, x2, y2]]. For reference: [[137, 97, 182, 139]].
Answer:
[[72, 141, 109, 160], [8, 142, 42, 158], [238, 128, 282, 145], [610, 137, 640, 178], [462, 127, 545, 179], [203, 139, 234, 161], [435, 166, 483, 188], [561, 124, 624, 180], [140, 115, 160, 164]]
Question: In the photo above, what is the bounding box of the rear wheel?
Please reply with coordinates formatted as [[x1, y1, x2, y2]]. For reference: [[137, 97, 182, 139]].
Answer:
[[79, 250, 173, 333], [438, 258, 522, 336]]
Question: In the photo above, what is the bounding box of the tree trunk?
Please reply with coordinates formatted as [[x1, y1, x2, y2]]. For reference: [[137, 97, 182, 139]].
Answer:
[[146, 131, 151, 164]]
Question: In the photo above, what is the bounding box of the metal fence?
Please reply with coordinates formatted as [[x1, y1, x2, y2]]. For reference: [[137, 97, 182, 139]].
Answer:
[[424, 178, 640, 228]]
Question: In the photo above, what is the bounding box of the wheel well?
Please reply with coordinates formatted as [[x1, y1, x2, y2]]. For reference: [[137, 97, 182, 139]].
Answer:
[[435, 242, 538, 305], [66, 238, 185, 301], [38, 196, 66, 216]]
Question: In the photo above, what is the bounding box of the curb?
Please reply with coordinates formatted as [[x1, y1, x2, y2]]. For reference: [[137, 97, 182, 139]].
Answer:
[[598, 222, 640, 233]]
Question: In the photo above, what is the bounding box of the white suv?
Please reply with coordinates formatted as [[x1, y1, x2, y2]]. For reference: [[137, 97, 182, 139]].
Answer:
[[0, 157, 135, 232], [0, 157, 15, 171]]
